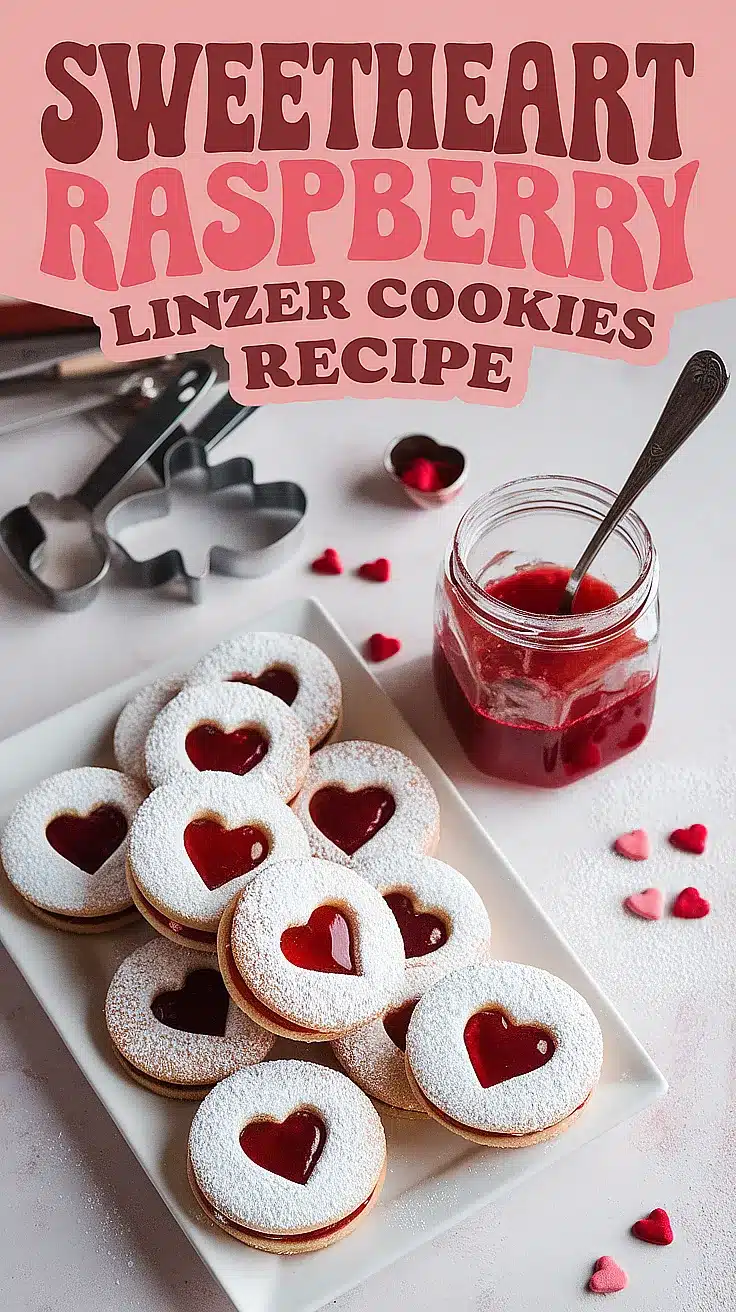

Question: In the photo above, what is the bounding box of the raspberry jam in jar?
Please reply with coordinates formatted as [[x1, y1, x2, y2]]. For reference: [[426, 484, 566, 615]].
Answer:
[[433, 477, 660, 788]]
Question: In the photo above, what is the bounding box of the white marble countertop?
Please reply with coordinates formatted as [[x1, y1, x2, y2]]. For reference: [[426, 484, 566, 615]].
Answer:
[[0, 299, 734, 1312]]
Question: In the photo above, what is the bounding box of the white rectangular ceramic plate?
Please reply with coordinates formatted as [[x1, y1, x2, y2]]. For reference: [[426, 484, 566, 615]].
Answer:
[[0, 597, 665, 1312]]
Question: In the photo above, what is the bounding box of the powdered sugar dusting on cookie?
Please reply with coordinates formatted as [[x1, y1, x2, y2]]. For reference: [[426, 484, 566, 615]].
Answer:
[[333, 965, 449, 1111], [187, 632, 342, 750], [358, 854, 491, 969], [228, 857, 405, 1032], [105, 937, 273, 1085], [293, 741, 440, 867], [128, 775, 310, 929], [405, 962, 603, 1135], [1, 767, 145, 915], [144, 683, 310, 799], [188, 1061, 385, 1233], [113, 676, 185, 781]]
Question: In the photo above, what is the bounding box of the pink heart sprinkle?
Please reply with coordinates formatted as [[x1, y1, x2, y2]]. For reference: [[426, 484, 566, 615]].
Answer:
[[623, 888, 664, 920], [588, 1256, 629, 1294], [614, 829, 650, 860]]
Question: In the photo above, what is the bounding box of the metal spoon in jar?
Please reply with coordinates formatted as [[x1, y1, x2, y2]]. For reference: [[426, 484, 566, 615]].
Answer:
[[558, 349, 730, 615]]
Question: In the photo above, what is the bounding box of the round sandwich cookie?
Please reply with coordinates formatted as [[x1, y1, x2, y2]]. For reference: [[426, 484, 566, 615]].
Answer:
[[127, 774, 310, 952], [187, 1060, 386, 1252], [0, 767, 146, 933], [105, 937, 274, 1099], [218, 857, 405, 1041], [144, 683, 310, 800], [293, 741, 440, 868], [187, 631, 342, 752], [358, 854, 491, 970], [113, 675, 185, 782], [332, 964, 450, 1117], [404, 962, 603, 1147]]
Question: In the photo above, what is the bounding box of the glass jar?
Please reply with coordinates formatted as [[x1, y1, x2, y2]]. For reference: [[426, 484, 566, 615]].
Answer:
[[433, 476, 660, 788]]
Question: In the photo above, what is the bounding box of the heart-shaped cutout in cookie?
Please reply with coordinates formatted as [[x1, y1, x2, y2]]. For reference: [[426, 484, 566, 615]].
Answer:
[[45, 804, 128, 874], [229, 668, 299, 707], [383, 999, 419, 1053], [383, 892, 448, 958], [281, 905, 357, 975], [464, 1008, 556, 1088], [240, 1109, 326, 1184], [185, 723, 268, 775], [184, 818, 270, 891], [151, 968, 230, 1036], [309, 786, 396, 855]]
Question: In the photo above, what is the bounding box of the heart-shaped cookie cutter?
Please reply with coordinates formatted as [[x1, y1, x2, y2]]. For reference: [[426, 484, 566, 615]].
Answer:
[[384, 432, 467, 508], [103, 436, 307, 604]]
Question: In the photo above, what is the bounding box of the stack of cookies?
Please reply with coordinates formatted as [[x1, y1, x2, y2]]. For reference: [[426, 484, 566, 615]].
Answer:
[[0, 628, 603, 1254]]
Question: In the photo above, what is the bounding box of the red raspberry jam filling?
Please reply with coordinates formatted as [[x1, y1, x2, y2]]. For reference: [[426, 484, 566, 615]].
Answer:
[[151, 968, 230, 1037], [184, 818, 270, 890], [383, 999, 419, 1052], [229, 667, 299, 707], [190, 1172, 375, 1242], [185, 723, 269, 775], [464, 1007, 556, 1088], [435, 564, 656, 788], [224, 945, 317, 1035], [309, 786, 395, 855], [135, 886, 218, 946], [383, 892, 448, 959], [281, 905, 356, 975], [240, 1109, 327, 1184], [45, 804, 128, 874]]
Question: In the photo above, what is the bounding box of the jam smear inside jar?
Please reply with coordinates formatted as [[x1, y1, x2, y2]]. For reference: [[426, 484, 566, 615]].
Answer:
[[434, 478, 660, 788]]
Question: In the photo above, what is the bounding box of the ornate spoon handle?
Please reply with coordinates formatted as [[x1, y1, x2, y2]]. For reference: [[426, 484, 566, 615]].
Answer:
[[559, 350, 729, 615]]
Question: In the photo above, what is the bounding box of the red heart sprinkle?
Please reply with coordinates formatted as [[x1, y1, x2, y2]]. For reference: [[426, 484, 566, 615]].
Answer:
[[588, 1256, 628, 1294], [240, 1109, 326, 1185], [631, 1208, 674, 1245], [367, 633, 401, 662], [672, 886, 710, 919], [358, 558, 391, 583], [311, 547, 343, 575], [669, 824, 707, 854]]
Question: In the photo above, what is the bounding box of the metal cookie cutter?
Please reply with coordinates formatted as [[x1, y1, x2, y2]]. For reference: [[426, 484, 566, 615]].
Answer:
[[104, 436, 308, 604], [0, 359, 216, 610]]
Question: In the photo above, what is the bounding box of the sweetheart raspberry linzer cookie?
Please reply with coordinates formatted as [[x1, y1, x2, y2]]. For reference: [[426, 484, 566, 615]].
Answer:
[[187, 631, 343, 751], [293, 740, 440, 867], [218, 856, 405, 1041], [358, 854, 491, 969], [113, 675, 185, 782], [332, 964, 450, 1117], [187, 1060, 386, 1252], [0, 767, 146, 933], [127, 775, 310, 952], [105, 938, 274, 1099], [144, 683, 310, 799], [404, 962, 603, 1146]]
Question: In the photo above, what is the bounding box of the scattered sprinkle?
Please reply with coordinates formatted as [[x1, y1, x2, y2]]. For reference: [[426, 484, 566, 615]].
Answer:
[[631, 1207, 674, 1245], [311, 548, 343, 576], [358, 558, 391, 583], [367, 633, 401, 662], [669, 824, 708, 855], [623, 888, 664, 921], [613, 829, 650, 861], [588, 1256, 628, 1294], [671, 887, 710, 919]]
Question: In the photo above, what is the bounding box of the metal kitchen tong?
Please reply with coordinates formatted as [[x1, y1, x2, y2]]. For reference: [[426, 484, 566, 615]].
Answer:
[[0, 359, 259, 610]]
